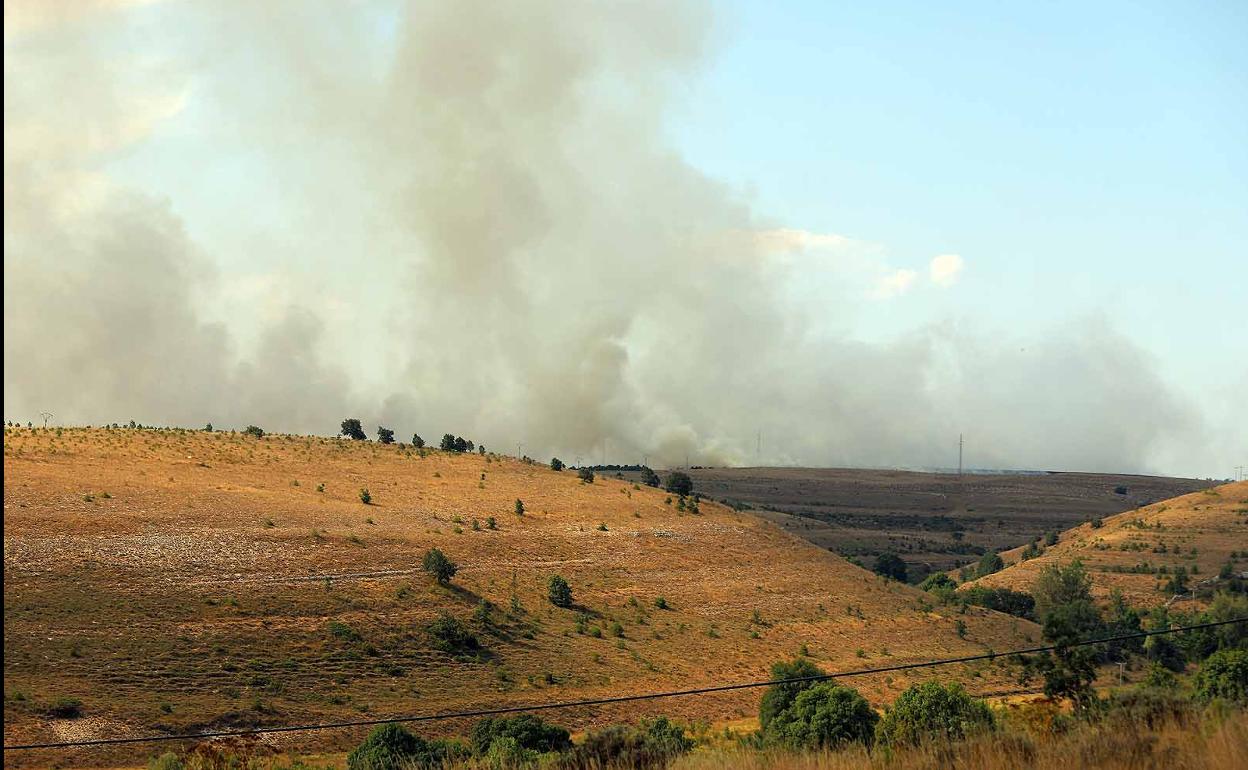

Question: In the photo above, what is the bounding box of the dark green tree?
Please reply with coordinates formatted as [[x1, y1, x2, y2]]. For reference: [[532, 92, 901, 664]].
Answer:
[[341, 418, 367, 440], [440, 433, 456, 451], [243, 425, 264, 438], [1192, 649, 1248, 703], [412, 433, 425, 448], [766, 682, 878, 749], [548, 575, 573, 608], [422, 548, 458, 584], [875, 681, 994, 747], [976, 550, 1005, 577], [578, 467, 595, 484], [759, 657, 827, 730], [377, 426, 395, 444], [640, 466, 661, 488], [550, 457, 565, 471], [665, 471, 693, 497], [872, 552, 908, 582]]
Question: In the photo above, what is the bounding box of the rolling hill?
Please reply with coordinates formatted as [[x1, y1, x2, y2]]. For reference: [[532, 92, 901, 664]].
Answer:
[[972, 481, 1248, 608], [3, 427, 1036, 767]]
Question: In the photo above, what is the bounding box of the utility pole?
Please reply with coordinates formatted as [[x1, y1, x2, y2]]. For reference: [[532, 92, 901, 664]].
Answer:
[[1237, 465, 1245, 482], [958, 433, 964, 478], [39, 411, 53, 428], [516, 443, 523, 460], [756, 429, 761, 464]]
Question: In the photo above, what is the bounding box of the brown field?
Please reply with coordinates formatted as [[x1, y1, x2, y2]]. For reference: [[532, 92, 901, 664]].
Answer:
[[3, 428, 1038, 768], [972, 481, 1248, 607], [649, 467, 1216, 582]]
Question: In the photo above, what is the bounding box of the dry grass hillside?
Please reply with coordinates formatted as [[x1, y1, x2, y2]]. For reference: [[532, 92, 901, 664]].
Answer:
[[972, 481, 1248, 607], [3, 427, 1036, 768]]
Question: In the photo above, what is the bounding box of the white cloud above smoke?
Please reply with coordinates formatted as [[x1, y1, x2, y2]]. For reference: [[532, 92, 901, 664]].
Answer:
[[2, 0, 1232, 476]]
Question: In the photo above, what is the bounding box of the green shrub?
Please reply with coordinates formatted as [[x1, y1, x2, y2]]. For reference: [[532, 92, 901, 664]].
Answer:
[[426, 613, 480, 656], [759, 658, 826, 730], [422, 548, 458, 584], [766, 682, 878, 749], [578, 467, 595, 484], [568, 717, 694, 769], [919, 572, 957, 592], [243, 425, 264, 438], [875, 681, 994, 747], [957, 586, 1036, 620], [664, 472, 693, 497], [548, 575, 573, 608], [147, 753, 183, 770], [46, 697, 84, 718], [550, 458, 565, 471], [1193, 649, 1248, 703], [347, 724, 467, 770], [469, 714, 571, 756], [359, 488, 372, 505]]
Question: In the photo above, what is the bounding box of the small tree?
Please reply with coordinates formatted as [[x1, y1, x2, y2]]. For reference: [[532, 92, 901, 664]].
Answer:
[[440, 434, 456, 451], [341, 418, 367, 440], [766, 682, 878, 749], [514, 499, 525, 516], [976, 551, 1005, 578], [578, 467, 595, 484], [412, 433, 425, 448], [664, 471, 693, 497], [759, 657, 827, 730], [423, 548, 458, 584], [359, 488, 371, 505], [1192, 650, 1248, 703], [377, 426, 395, 444], [875, 681, 994, 747], [1033, 560, 1094, 621], [640, 466, 661, 488], [243, 425, 265, 438], [873, 553, 908, 582], [550, 457, 565, 471], [548, 575, 573, 608]]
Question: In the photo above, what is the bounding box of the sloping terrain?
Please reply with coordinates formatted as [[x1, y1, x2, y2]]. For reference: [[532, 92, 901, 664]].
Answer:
[[3, 427, 1035, 768], [973, 481, 1248, 607], [647, 467, 1216, 581]]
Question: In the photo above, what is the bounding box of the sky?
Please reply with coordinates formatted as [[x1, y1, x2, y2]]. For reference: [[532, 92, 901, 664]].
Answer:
[[4, 0, 1246, 477]]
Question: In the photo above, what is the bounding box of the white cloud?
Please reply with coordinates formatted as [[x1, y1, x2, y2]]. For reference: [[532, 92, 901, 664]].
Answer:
[[930, 253, 965, 286], [871, 268, 918, 299]]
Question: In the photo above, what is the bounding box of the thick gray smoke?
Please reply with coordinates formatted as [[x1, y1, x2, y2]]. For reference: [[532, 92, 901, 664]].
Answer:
[[2, 1, 1234, 475]]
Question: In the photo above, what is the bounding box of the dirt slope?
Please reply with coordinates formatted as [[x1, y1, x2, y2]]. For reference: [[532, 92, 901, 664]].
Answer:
[[4, 427, 1036, 767], [972, 481, 1248, 607]]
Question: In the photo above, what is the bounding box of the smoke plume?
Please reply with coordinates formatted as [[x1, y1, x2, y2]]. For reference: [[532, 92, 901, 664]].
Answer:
[[3, 1, 1236, 476]]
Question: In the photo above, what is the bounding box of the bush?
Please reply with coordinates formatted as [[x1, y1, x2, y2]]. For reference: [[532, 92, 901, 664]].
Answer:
[[548, 575, 573, 608], [341, 418, 366, 440], [664, 472, 693, 497], [148, 752, 183, 770], [412, 433, 425, 448], [920, 572, 957, 592], [1192, 649, 1248, 703], [875, 681, 993, 747], [759, 658, 827, 730], [469, 714, 571, 756], [359, 488, 371, 505], [568, 717, 694, 769], [957, 586, 1036, 620], [578, 467, 595, 484], [46, 698, 83, 718], [640, 466, 661, 488], [766, 682, 878, 750], [377, 426, 395, 444], [347, 724, 467, 770], [422, 548, 458, 584], [426, 613, 480, 656], [550, 458, 565, 471], [975, 551, 1005, 578], [872, 552, 908, 582], [243, 425, 264, 438], [515, 499, 525, 516]]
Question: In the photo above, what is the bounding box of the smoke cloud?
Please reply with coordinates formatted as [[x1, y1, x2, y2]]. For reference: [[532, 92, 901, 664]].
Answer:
[[2, 1, 1234, 476]]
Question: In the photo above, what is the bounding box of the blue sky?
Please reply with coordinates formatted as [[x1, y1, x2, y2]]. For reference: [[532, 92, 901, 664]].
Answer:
[[669, 1, 1246, 363]]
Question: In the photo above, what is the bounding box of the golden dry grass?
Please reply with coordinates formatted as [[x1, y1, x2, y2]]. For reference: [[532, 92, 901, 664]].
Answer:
[[672, 709, 1248, 770], [4, 427, 1037, 768], [972, 481, 1248, 607]]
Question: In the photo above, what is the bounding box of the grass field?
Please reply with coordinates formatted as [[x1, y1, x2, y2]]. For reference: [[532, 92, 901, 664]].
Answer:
[[3, 427, 1039, 768], [972, 481, 1248, 607]]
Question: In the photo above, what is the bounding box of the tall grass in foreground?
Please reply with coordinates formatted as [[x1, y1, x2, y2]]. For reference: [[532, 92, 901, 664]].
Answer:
[[670, 709, 1247, 770]]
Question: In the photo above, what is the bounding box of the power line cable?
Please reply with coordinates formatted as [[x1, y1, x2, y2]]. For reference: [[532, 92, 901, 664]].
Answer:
[[5, 617, 1243, 751]]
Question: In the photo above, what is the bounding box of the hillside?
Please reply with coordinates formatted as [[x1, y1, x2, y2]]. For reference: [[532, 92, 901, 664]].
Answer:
[[972, 481, 1248, 607], [2, 427, 1036, 767], [644, 467, 1215, 581]]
